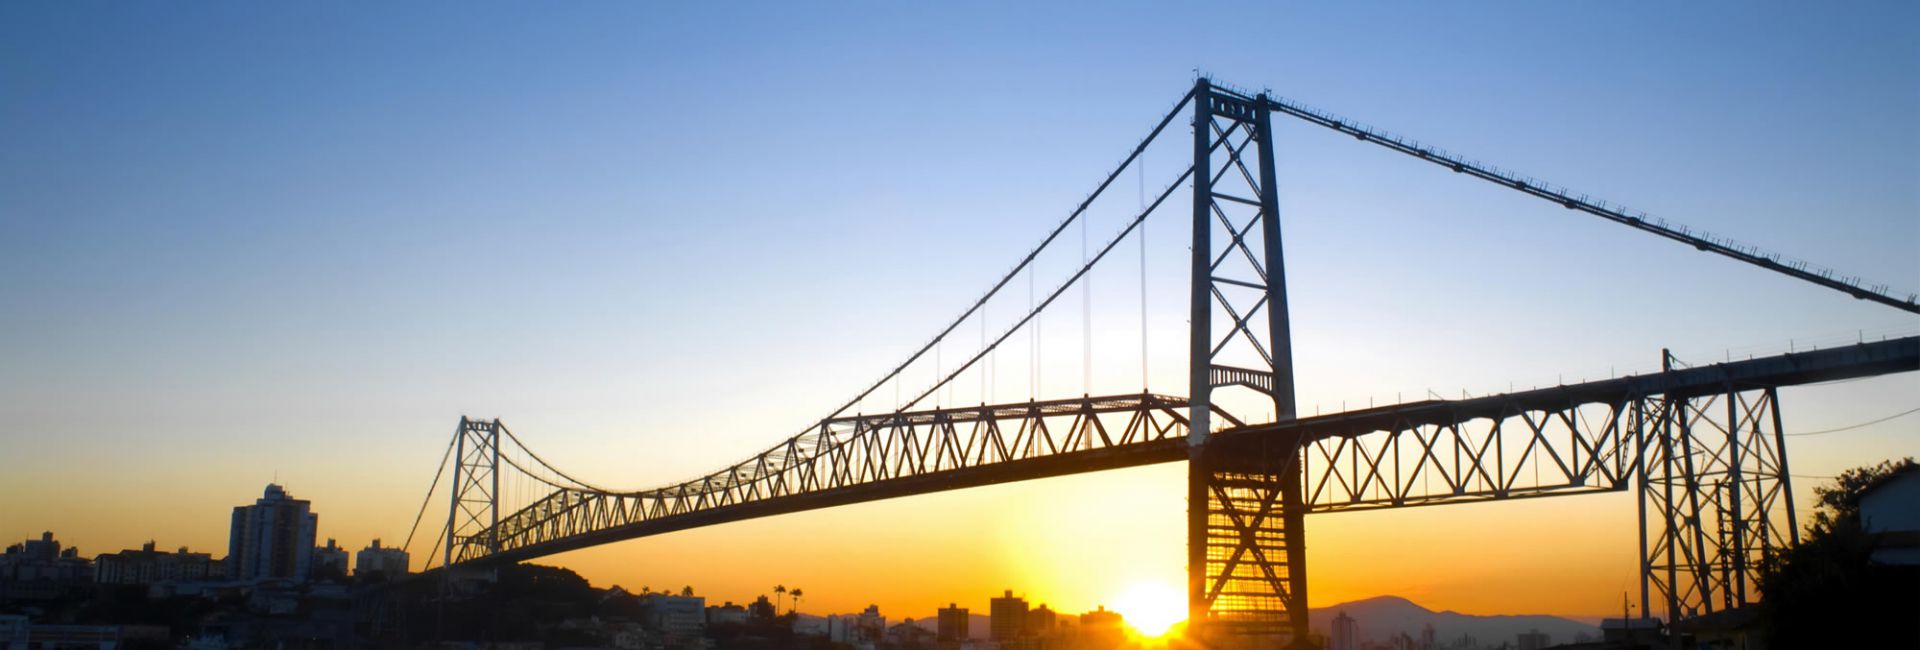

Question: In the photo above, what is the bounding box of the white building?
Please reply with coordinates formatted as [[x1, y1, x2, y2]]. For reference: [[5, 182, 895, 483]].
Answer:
[[353, 539, 409, 578], [827, 605, 885, 646], [1860, 465, 1920, 565], [227, 484, 318, 583], [313, 539, 349, 579], [641, 594, 705, 638], [706, 602, 749, 625], [792, 615, 828, 638]]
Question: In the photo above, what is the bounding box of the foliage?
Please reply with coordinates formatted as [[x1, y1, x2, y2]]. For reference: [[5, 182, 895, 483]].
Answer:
[[1759, 457, 1918, 647], [1807, 457, 1917, 533]]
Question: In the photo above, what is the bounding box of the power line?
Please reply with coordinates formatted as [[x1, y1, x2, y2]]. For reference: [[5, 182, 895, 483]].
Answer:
[[1785, 406, 1920, 436]]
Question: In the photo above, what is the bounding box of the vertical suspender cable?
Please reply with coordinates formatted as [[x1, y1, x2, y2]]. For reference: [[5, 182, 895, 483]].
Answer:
[[1083, 204, 1092, 395], [1140, 157, 1149, 391]]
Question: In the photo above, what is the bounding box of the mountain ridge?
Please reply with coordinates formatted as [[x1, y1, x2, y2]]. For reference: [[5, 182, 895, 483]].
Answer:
[[1310, 595, 1599, 647]]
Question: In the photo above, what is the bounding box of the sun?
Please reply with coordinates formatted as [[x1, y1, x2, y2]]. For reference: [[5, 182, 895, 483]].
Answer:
[[1111, 581, 1186, 638]]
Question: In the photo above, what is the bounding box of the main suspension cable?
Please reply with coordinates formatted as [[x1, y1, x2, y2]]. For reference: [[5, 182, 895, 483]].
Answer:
[[470, 90, 1207, 503], [1235, 87, 1920, 314], [813, 89, 1196, 422], [495, 422, 621, 493], [903, 124, 1251, 408], [401, 427, 460, 556]]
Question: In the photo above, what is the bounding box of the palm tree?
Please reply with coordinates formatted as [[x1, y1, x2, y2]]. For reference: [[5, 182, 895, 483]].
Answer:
[[681, 585, 694, 597], [789, 587, 803, 614], [774, 584, 787, 612]]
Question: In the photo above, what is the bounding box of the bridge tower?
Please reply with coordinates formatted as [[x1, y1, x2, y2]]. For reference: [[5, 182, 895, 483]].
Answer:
[[1185, 78, 1307, 647], [446, 416, 504, 567]]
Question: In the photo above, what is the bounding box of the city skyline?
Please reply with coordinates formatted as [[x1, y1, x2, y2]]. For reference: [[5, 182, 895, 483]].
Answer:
[[3, 0, 1917, 637]]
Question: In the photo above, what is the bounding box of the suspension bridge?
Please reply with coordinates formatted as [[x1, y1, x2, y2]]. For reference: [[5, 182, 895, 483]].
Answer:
[[403, 78, 1919, 647]]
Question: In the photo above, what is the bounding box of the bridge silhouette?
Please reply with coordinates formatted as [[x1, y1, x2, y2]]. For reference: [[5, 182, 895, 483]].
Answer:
[[406, 79, 1920, 647]]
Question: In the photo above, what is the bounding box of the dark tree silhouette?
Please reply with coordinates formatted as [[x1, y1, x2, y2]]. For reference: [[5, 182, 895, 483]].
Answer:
[[1759, 457, 1918, 647]]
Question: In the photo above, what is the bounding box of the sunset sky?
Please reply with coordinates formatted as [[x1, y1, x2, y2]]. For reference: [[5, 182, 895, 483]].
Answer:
[[3, 1, 1917, 627]]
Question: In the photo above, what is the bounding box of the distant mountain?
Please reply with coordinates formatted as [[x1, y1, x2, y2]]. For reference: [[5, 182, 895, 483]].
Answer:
[[1310, 596, 1598, 647]]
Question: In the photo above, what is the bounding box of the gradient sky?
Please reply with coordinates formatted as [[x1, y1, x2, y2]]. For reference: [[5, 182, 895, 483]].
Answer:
[[3, 1, 1917, 625]]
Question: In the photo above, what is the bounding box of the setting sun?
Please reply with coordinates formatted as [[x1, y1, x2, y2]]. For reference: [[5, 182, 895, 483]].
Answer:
[[1112, 582, 1187, 638]]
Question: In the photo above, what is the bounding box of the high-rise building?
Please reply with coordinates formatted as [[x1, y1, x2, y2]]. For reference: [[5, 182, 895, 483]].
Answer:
[[354, 539, 409, 578], [1517, 629, 1550, 650], [1329, 611, 1358, 650], [937, 603, 969, 641], [18, 533, 59, 564], [227, 484, 318, 583], [749, 595, 776, 620], [1079, 606, 1124, 646], [990, 589, 1029, 641], [313, 539, 348, 580], [1027, 604, 1057, 636]]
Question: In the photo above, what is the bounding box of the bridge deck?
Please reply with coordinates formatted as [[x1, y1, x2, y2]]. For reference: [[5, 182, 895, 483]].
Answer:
[[458, 336, 1917, 565]]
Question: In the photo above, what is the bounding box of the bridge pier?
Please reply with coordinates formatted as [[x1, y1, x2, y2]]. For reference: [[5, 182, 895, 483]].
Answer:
[[1191, 435, 1309, 648], [1638, 384, 1796, 623]]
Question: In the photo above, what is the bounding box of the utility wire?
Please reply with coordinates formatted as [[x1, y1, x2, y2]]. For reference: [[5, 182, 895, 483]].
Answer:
[[1785, 406, 1920, 436]]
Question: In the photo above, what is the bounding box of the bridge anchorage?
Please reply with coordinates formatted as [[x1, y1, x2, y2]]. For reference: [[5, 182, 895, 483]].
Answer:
[[412, 78, 1920, 648]]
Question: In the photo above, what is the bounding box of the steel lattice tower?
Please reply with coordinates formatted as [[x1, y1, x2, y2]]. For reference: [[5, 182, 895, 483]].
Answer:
[[1185, 78, 1308, 647], [446, 417, 503, 568]]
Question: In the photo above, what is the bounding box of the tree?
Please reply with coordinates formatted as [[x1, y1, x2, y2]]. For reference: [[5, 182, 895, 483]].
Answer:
[[775, 584, 787, 612], [681, 585, 694, 597], [1759, 457, 1918, 647], [789, 587, 803, 614]]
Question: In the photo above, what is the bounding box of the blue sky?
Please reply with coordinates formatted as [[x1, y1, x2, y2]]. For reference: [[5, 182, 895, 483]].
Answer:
[[2, 1, 1916, 618]]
